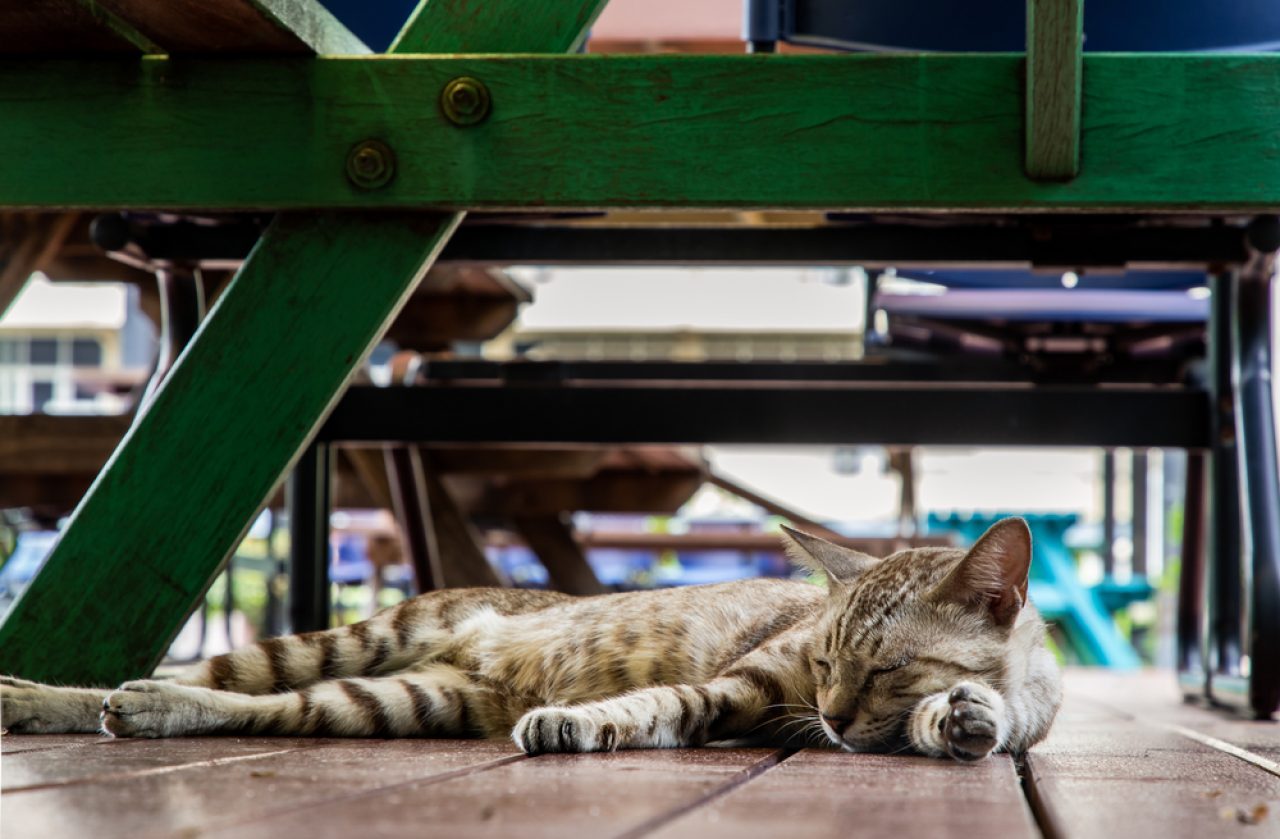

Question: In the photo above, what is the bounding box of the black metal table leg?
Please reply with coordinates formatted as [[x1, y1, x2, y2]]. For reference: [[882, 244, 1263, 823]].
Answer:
[[1176, 451, 1208, 697], [1102, 449, 1117, 577], [1235, 218, 1280, 719], [1207, 271, 1248, 708], [287, 441, 331, 634]]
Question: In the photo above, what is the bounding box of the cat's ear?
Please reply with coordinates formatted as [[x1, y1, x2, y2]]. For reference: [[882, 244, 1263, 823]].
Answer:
[[930, 517, 1032, 627], [780, 526, 879, 587]]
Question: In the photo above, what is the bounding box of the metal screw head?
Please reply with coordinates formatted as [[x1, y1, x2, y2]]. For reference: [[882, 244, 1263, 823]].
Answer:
[[441, 76, 491, 126], [346, 140, 396, 190]]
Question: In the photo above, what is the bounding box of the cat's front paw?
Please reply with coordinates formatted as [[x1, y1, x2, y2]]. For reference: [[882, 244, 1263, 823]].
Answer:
[[101, 680, 218, 738], [512, 707, 619, 755], [940, 683, 1005, 761]]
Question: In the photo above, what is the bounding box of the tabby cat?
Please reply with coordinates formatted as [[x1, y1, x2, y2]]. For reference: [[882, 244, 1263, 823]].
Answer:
[[0, 517, 1061, 760]]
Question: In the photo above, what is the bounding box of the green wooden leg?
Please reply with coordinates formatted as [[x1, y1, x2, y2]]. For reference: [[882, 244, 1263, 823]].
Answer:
[[0, 212, 460, 685], [0, 0, 612, 686]]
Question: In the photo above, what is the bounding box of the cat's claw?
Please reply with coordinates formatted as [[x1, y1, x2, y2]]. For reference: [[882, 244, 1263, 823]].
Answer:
[[940, 682, 1004, 761], [512, 707, 619, 754]]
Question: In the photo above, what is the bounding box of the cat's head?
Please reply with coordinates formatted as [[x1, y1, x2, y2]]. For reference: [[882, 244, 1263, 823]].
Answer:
[[781, 517, 1032, 753]]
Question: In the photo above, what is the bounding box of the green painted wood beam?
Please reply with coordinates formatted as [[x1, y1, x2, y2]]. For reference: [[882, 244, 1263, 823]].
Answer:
[[4, 53, 1280, 212], [392, 0, 606, 54], [0, 0, 611, 685], [1025, 0, 1083, 180]]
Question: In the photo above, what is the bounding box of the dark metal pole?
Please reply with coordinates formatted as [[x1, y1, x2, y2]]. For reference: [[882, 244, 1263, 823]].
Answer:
[[1102, 450, 1116, 578], [262, 508, 286, 638], [287, 442, 331, 634], [1235, 217, 1280, 719], [1132, 451, 1149, 577], [1208, 271, 1246, 703], [1176, 452, 1208, 697]]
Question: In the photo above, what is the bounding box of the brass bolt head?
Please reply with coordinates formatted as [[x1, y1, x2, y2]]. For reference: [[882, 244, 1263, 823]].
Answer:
[[346, 140, 396, 190], [441, 76, 491, 126]]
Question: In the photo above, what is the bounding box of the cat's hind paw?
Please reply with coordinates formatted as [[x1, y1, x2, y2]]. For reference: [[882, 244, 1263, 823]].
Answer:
[[101, 680, 222, 738], [2, 676, 107, 734], [512, 707, 620, 755]]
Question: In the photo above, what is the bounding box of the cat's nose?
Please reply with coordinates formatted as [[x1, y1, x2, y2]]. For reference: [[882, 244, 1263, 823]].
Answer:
[[821, 713, 854, 735]]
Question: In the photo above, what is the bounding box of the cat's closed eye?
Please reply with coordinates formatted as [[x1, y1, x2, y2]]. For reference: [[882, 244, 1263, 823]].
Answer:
[[870, 656, 914, 677], [811, 658, 832, 682]]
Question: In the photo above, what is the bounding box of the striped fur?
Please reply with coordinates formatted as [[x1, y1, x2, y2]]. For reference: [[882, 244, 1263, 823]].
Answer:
[[1, 519, 1061, 760]]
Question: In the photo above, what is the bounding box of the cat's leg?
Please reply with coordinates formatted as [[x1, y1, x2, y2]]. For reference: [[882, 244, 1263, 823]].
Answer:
[[100, 664, 504, 738], [998, 647, 1063, 754], [175, 587, 568, 695], [908, 649, 1063, 761], [512, 666, 791, 754], [907, 681, 1007, 761], [0, 675, 109, 734]]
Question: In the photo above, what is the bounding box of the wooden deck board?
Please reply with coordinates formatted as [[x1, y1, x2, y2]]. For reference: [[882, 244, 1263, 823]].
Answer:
[[3, 737, 319, 789], [1, 733, 103, 755], [647, 750, 1038, 839], [2, 739, 519, 839], [1066, 669, 1280, 759], [5, 672, 1280, 838], [208, 748, 786, 839], [1025, 673, 1280, 838]]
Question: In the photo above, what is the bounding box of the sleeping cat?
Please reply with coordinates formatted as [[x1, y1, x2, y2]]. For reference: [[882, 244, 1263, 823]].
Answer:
[[0, 517, 1061, 760]]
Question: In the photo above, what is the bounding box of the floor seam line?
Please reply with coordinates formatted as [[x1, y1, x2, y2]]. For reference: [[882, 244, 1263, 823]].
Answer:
[[2, 745, 316, 794], [1017, 755, 1064, 839], [1156, 723, 1280, 778], [617, 747, 796, 839], [1074, 692, 1280, 779], [179, 752, 529, 835]]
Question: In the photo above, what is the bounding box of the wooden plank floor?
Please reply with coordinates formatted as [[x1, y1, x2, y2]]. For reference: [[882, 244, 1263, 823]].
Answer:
[[3, 671, 1279, 838]]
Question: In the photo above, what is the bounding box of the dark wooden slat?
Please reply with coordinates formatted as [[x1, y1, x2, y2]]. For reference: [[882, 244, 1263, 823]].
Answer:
[[429, 446, 608, 479], [0, 213, 81, 317], [94, 0, 367, 55], [1, 739, 521, 839], [648, 750, 1036, 839], [205, 748, 786, 839], [512, 514, 607, 596], [468, 471, 705, 516], [1024, 693, 1280, 838], [0, 1, 149, 55], [423, 459, 505, 588], [0, 414, 133, 475], [571, 532, 951, 555]]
